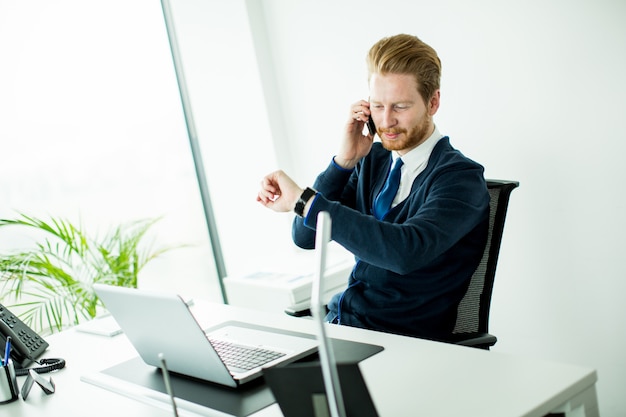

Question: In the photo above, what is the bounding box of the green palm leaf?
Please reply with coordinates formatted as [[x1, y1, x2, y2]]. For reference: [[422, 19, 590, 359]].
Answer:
[[0, 213, 184, 335]]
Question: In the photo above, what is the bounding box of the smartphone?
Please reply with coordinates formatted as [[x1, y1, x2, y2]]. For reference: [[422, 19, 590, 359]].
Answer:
[[366, 115, 376, 136]]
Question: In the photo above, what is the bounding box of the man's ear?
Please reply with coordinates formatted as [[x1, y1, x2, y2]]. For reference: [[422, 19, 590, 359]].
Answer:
[[428, 90, 441, 116]]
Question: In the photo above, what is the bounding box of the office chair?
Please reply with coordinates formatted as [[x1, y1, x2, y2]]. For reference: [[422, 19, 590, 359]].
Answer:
[[449, 179, 519, 350]]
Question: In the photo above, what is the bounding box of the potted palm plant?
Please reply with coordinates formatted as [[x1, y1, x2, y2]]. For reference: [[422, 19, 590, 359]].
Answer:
[[0, 213, 179, 335]]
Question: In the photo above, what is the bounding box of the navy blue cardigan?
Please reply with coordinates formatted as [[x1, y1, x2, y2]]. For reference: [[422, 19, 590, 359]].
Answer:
[[293, 137, 489, 341]]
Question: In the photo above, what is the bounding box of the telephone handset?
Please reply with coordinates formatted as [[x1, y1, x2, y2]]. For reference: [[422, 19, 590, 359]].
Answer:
[[0, 303, 49, 368]]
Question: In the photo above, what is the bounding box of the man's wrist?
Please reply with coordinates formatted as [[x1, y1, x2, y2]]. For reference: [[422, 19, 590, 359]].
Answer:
[[294, 187, 317, 217], [333, 155, 357, 170]]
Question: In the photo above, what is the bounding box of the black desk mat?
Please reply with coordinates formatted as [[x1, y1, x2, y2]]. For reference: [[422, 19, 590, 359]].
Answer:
[[100, 338, 383, 417]]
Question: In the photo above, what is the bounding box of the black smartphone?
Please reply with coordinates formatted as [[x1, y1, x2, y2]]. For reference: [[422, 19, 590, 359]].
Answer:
[[367, 115, 376, 136]]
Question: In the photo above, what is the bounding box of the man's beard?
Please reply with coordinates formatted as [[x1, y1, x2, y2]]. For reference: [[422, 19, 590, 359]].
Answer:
[[378, 117, 432, 152]]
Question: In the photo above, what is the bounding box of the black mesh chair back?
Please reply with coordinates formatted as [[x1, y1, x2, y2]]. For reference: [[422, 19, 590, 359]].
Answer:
[[451, 179, 519, 349]]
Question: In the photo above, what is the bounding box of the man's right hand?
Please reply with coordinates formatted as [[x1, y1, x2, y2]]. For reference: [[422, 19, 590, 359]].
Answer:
[[334, 99, 375, 170]]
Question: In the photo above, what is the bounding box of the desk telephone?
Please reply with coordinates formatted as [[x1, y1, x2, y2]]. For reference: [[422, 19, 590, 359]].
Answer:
[[0, 303, 49, 368]]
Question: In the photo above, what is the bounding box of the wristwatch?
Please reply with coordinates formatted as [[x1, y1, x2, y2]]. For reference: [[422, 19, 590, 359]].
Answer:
[[294, 187, 317, 217]]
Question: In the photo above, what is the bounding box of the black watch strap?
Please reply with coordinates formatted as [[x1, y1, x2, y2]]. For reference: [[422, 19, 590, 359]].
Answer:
[[294, 187, 317, 217]]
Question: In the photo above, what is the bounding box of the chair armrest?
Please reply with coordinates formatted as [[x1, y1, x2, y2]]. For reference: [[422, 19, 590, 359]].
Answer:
[[449, 332, 497, 350], [285, 304, 329, 318], [284, 307, 312, 317]]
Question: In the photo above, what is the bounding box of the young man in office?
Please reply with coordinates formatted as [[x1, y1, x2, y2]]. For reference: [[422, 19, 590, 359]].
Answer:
[[257, 34, 489, 342]]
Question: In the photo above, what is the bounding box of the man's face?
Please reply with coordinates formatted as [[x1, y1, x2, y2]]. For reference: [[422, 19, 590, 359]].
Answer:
[[369, 73, 440, 155]]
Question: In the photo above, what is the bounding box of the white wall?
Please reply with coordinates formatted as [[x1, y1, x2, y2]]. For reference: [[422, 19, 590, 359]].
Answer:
[[252, 0, 626, 415]]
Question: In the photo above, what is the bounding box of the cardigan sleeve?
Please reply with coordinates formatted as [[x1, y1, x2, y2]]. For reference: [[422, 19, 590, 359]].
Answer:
[[292, 158, 356, 249], [293, 151, 489, 275]]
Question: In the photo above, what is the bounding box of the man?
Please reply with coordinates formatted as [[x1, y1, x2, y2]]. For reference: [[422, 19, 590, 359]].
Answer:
[[257, 34, 489, 342]]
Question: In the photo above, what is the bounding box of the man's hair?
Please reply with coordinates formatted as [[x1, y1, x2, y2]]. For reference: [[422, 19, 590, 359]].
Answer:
[[367, 34, 441, 104]]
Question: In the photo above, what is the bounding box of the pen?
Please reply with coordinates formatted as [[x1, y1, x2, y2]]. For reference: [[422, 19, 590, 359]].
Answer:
[[158, 353, 179, 417], [3, 336, 11, 366]]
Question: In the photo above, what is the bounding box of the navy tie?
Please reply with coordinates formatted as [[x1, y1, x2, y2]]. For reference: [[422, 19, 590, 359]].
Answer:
[[373, 157, 404, 219]]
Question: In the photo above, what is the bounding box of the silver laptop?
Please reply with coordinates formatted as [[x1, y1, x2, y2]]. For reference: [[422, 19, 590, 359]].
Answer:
[[93, 284, 318, 388]]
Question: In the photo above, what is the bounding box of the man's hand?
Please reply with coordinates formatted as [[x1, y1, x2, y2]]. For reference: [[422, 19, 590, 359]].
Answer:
[[334, 99, 375, 169], [256, 170, 303, 213]]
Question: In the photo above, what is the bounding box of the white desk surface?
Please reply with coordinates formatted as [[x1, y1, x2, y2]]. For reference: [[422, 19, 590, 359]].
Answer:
[[3, 301, 599, 417]]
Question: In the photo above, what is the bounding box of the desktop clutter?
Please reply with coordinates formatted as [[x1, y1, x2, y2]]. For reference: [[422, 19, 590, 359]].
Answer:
[[0, 304, 66, 404], [87, 213, 378, 417], [0, 212, 378, 416], [77, 212, 379, 417]]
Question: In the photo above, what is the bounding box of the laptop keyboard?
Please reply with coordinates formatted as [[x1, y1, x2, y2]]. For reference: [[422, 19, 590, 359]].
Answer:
[[208, 338, 286, 371]]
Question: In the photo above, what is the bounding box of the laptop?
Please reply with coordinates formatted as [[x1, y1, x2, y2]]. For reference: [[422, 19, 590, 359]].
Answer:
[[93, 283, 318, 388]]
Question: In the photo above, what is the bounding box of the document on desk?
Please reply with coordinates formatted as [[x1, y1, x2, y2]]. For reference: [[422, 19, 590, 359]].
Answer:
[[74, 315, 123, 337]]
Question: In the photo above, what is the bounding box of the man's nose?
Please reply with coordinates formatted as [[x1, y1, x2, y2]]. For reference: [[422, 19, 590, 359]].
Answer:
[[380, 109, 396, 128]]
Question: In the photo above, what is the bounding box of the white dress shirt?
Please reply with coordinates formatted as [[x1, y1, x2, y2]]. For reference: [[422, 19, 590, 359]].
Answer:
[[390, 126, 444, 208]]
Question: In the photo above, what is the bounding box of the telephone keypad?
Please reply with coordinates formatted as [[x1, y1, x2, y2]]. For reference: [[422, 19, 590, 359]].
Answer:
[[0, 303, 50, 367]]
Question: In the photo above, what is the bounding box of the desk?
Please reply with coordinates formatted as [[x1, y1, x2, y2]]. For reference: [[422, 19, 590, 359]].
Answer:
[[3, 301, 599, 417]]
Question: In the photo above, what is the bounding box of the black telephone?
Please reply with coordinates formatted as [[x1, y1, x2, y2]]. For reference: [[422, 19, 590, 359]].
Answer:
[[366, 99, 376, 137], [0, 303, 49, 368], [367, 115, 376, 137]]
